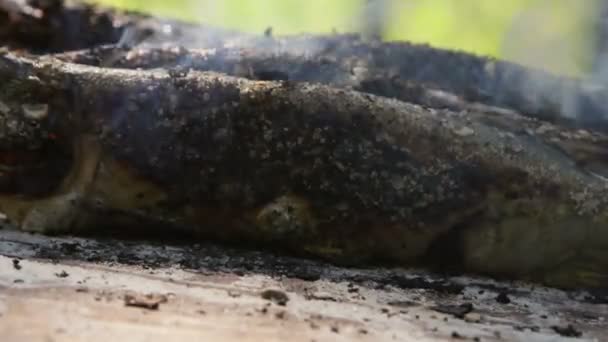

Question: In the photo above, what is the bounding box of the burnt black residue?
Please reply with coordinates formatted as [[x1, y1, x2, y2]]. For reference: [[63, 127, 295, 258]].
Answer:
[[28, 229, 474, 297], [552, 324, 582, 338], [260, 289, 289, 306], [431, 303, 473, 319], [373, 275, 464, 295], [583, 291, 608, 304], [495, 292, 511, 304]]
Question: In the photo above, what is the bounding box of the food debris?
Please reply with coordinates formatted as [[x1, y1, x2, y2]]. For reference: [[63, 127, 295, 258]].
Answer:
[[12, 259, 21, 270], [388, 300, 418, 308], [431, 303, 473, 319], [451, 331, 464, 339], [495, 292, 511, 304], [124, 293, 168, 310], [260, 289, 289, 306], [55, 270, 69, 278], [552, 324, 582, 338]]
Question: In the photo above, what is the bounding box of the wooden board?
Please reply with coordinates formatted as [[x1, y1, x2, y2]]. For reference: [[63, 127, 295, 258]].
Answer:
[[0, 230, 606, 341]]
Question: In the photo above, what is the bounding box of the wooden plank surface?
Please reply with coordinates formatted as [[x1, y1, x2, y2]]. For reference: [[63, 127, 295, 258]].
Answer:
[[0, 230, 606, 341]]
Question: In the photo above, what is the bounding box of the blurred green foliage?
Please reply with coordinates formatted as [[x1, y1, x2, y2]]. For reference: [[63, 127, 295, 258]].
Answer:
[[94, 0, 600, 76]]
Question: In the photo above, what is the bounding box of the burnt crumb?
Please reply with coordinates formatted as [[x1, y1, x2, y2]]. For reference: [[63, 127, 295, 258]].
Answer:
[[275, 311, 286, 319], [431, 303, 473, 319], [551, 324, 582, 338], [59, 242, 81, 255], [495, 292, 511, 304], [12, 258, 21, 270], [305, 292, 337, 302], [583, 292, 608, 304], [13, 279, 23, 283], [55, 270, 69, 278], [347, 283, 359, 293], [330, 325, 340, 333], [388, 300, 418, 308], [579, 312, 599, 320], [85, 254, 102, 262], [451, 331, 464, 339], [260, 289, 289, 306], [284, 267, 321, 282], [124, 293, 168, 310]]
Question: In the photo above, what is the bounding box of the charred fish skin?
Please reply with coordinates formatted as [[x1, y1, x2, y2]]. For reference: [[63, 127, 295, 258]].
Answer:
[[88, 69, 480, 261], [0, 53, 607, 288]]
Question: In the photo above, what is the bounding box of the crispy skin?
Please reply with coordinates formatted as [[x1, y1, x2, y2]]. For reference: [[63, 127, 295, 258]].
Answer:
[[0, 52, 607, 288]]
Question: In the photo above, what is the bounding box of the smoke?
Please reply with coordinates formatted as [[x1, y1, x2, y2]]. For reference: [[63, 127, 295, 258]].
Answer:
[[500, 0, 594, 78], [592, 0, 608, 81], [357, 0, 392, 40], [110, 0, 608, 126], [500, 0, 606, 123], [116, 0, 399, 49]]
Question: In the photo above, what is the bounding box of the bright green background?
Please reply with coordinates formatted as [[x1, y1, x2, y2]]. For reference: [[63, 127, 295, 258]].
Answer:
[[94, 0, 600, 76]]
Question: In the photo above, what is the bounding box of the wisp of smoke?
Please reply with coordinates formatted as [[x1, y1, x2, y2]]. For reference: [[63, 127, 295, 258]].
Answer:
[[501, 0, 606, 123]]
